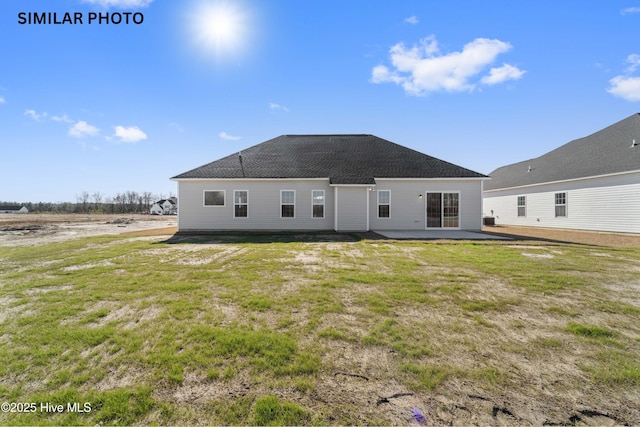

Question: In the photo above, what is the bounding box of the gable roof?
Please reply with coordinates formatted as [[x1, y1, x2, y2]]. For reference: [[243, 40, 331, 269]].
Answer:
[[485, 113, 640, 191], [172, 134, 486, 184], [0, 205, 25, 211]]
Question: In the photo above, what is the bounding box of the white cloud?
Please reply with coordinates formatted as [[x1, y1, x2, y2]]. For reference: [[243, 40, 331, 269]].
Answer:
[[625, 53, 640, 73], [621, 7, 640, 15], [370, 35, 525, 95], [404, 15, 419, 24], [51, 113, 74, 123], [269, 102, 290, 112], [0, 96, 5, 104], [113, 125, 147, 143], [607, 76, 640, 101], [24, 109, 48, 121], [169, 122, 184, 133], [481, 63, 526, 85], [607, 54, 640, 101], [69, 121, 100, 138], [80, 0, 153, 8], [219, 131, 241, 141]]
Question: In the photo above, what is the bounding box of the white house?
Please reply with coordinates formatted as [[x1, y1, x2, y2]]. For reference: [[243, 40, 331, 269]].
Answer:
[[150, 197, 177, 215], [484, 114, 640, 233], [171, 134, 487, 232], [0, 205, 29, 214]]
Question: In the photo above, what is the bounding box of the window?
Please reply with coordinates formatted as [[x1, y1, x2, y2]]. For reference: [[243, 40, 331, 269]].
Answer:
[[281, 190, 295, 218], [204, 190, 225, 206], [427, 192, 459, 228], [517, 196, 526, 217], [378, 190, 390, 218], [312, 190, 325, 218], [555, 192, 566, 217], [234, 190, 248, 218]]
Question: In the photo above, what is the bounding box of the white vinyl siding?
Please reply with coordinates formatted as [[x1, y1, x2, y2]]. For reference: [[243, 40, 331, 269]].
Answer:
[[177, 180, 334, 231], [177, 178, 485, 232], [335, 186, 368, 231], [369, 179, 483, 231], [483, 171, 640, 233]]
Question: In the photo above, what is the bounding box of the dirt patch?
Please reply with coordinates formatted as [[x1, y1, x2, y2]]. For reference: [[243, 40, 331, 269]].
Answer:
[[0, 214, 176, 246], [486, 225, 640, 248]]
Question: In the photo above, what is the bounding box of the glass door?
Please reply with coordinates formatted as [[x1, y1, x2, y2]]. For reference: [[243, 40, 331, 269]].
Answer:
[[426, 192, 459, 228]]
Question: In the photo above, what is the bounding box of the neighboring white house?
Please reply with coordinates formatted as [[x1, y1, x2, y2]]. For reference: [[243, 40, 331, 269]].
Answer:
[[150, 197, 177, 215], [171, 134, 487, 232], [0, 205, 29, 214], [484, 114, 640, 233]]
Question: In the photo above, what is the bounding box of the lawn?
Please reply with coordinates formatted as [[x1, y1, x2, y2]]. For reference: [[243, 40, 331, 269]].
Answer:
[[0, 233, 639, 425]]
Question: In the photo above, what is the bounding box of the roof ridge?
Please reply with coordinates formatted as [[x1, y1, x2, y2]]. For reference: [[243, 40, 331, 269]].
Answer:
[[284, 134, 372, 137]]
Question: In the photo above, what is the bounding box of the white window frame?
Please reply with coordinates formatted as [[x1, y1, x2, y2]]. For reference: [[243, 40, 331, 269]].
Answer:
[[234, 190, 248, 218], [280, 190, 296, 218], [517, 196, 526, 217], [312, 190, 325, 218], [378, 190, 390, 218], [204, 190, 225, 207], [555, 192, 567, 218], [425, 191, 460, 229]]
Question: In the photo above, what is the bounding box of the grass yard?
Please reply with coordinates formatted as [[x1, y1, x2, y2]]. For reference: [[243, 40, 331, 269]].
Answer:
[[0, 233, 639, 425]]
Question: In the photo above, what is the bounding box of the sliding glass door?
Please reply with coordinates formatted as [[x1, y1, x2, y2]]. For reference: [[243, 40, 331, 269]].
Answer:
[[426, 192, 459, 228]]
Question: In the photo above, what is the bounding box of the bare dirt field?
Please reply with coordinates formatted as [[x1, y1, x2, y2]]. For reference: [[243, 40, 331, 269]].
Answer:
[[484, 225, 640, 248], [0, 213, 177, 246]]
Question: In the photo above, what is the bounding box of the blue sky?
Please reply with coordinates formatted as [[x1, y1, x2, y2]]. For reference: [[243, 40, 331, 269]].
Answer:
[[2, 0, 640, 202]]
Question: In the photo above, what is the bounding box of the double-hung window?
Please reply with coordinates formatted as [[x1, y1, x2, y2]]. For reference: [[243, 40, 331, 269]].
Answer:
[[281, 190, 295, 218], [234, 190, 248, 218], [517, 196, 526, 217], [555, 192, 567, 217], [378, 190, 390, 218], [312, 190, 325, 218]]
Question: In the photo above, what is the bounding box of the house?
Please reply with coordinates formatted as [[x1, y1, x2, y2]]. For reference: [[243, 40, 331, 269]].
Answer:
[[171, 134, 487, 232], [483, 113, 640, 233], [0, 205, 29, 214], [150, 197, 177, 215]]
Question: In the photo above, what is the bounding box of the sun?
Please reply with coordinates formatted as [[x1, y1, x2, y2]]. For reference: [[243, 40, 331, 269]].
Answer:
[[188, 0, 251, 62]]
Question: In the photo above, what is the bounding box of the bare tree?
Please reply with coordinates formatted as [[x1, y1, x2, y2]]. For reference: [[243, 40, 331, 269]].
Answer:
[[92, 191, 103, 212], [76, 191, 90, 213]]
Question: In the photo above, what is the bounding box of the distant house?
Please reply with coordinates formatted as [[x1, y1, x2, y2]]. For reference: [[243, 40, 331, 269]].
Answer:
[[484, 114, 640, 233], [171, 134, 487, 232], [0, 205, 28, 214], [150, 197, 177, 215]]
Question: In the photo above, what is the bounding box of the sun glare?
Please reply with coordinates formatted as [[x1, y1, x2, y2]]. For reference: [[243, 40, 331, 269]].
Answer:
[[189, 1, 251, 62]]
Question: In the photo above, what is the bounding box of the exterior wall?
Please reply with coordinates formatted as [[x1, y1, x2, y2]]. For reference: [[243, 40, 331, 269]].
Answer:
[[177, 179, 334, 231], [176, 178, 485, 232], [334, 186, 368, 231], [0, 207, 28, 214], [369, 179, 484, 231], [483, 171, 640, 233]]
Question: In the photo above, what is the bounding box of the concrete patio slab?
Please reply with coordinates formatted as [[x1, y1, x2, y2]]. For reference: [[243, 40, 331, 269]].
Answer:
[[374, 230, 512, 240]]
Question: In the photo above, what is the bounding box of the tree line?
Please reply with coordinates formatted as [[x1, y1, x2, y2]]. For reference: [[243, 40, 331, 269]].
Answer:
[[2, 190, 175, 214]]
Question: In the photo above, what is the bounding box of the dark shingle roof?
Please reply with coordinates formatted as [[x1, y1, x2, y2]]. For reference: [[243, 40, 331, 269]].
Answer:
[[485, 114, 640, 191], [172, 134, 486, 183]]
